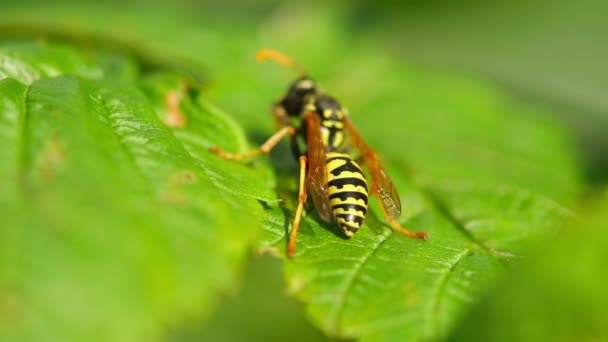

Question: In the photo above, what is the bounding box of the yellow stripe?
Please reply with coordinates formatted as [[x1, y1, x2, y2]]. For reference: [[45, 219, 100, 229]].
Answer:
[[333, 207, 365, 218], [322, 121, 344, 128], [337, 219, 362, 228], [327, 152, 349, 159], [304, 103, 316, 112], [336, 109, 345, 120], [322, 129, 330, 147], [329, 197, 366, 207], [331, 131, 344, 148], [327, 171, 365, 183]]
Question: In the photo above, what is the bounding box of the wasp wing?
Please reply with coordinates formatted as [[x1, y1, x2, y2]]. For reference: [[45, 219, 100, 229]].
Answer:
[[343, 114, 402, 220], [304, 112, 332, 222]]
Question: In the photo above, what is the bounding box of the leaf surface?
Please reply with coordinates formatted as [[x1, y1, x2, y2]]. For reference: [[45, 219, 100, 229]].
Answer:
[[0, 42, 272, 342], [0, 5, 586, 341], [450, 195, 608, 342]]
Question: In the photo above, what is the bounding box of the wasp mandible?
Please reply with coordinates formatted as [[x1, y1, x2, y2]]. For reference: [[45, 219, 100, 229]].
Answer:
[[210, 49, 428, 257]]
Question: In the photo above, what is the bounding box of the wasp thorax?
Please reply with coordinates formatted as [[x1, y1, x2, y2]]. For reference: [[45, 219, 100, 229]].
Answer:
[[279, 76, 318, 116]]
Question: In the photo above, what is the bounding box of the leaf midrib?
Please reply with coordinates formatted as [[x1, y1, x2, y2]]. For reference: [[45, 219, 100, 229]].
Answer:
[[424, 246, 472, 339], [326, 226, 392, 336]]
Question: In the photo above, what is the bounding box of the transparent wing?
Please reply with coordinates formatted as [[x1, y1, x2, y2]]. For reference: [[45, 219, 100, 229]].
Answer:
[[304, 112, 332, 222], [343, 114, 402, 220]]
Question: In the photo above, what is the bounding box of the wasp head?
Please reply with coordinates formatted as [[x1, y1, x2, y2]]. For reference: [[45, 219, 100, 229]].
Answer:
[[278, 76, 318, 116]]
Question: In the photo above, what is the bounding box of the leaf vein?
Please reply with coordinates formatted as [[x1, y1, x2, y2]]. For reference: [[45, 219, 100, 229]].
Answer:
[[16, 81, 30, 190], [423, 187, 498, 257], [326, 230, 392, 335], [424, 247, 471, 339]]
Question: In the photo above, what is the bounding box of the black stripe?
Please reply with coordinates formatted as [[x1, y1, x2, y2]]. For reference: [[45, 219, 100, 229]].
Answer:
[[341, 223, 359, 233], [326, 125, 340, 148], [330, 158, 364, 176], [331, 203, 367, 215], [336, 214, 364, 225], [327, 177, 367, 190], [329, 191, 368, 202]]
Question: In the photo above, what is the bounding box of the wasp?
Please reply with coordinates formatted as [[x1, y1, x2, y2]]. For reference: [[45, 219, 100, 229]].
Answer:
[[210, 49, 428, 257]]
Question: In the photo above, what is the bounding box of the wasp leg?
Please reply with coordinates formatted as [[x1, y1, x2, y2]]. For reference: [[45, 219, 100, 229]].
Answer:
[[288, 155, 308, 258], [372, 184, 428, 240], [210, 125, 295, 160]]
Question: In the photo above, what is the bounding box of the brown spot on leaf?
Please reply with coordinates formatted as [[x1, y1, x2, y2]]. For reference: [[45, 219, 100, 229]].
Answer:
[[170, 170, 198, 185], [405, 293, 417, 306], [163, 84, 187, 128], [0, 290, 26, 332], [403, 281, 417, 305], [159, 170, 199, 205], [158, 191, 185, 205], [287, 275, 306, 295], [257, 246, 280, 256]]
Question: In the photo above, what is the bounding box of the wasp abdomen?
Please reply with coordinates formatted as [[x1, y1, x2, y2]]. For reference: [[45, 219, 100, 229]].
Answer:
[[326, 152, 369, 237]]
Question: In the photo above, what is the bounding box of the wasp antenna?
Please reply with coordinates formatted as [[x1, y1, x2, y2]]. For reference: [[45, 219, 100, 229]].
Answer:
[[256, 48, 307, 76]]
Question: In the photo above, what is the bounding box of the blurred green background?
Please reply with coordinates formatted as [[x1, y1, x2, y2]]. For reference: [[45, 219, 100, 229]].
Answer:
[[1, 0, 606, 341], [3, 0, 606, 181], [7, 0, 605, 180]]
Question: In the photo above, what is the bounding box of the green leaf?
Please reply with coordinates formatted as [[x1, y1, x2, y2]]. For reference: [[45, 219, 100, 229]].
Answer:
[[0, 41, 105, 83], [0, 41, 271, 341], [260, 183, 572, 341], [0, 5, 586, 342], [449, 195, 608, 341], [138, 72, 277, 203]]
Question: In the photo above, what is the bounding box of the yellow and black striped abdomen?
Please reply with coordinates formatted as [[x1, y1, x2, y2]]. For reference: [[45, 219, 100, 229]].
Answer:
[[326, 152, 369, 237]]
